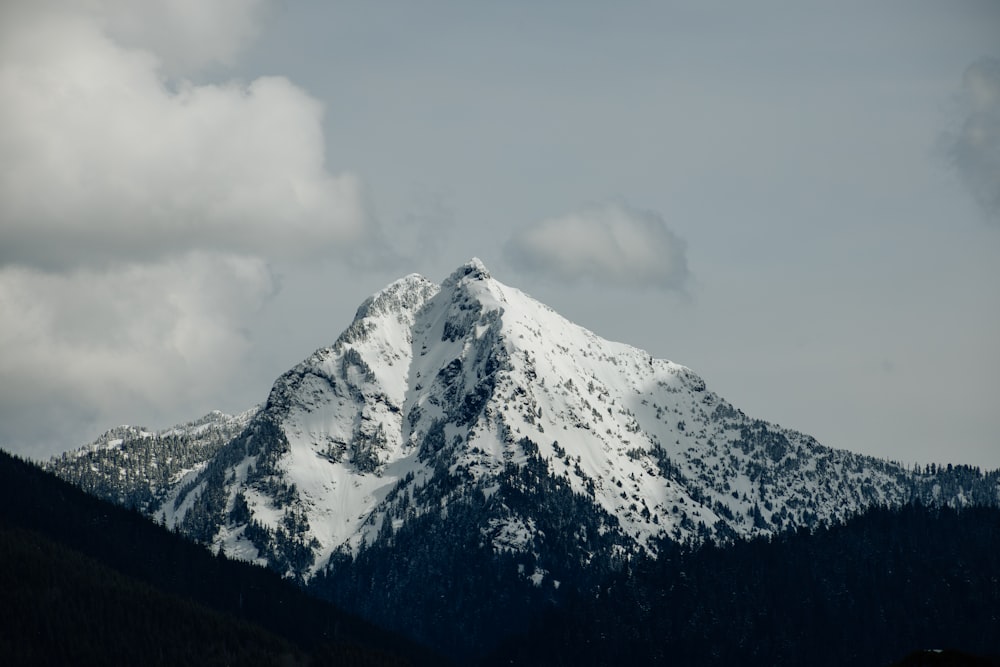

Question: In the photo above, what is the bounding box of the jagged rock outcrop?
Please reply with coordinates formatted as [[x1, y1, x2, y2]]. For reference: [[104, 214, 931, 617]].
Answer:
[[49, 259, 1000, 583]]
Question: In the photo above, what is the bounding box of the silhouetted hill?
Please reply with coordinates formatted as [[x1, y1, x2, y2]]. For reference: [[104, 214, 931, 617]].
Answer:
[[7, 441, 999, 666], [0, 449, 441, 666], [1, 520, 316, 666], [487, 503, 1000, 666], [890, 650, 1000, 667]]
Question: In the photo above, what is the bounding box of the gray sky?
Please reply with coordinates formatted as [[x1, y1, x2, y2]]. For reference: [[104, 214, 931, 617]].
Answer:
[[1, 0, 998, 468]]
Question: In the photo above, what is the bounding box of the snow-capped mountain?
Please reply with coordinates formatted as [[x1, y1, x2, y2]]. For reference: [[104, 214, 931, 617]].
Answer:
[[49, 259, 999, 583], [46, 407, 259, 513], [41, 258, 1000, 658]]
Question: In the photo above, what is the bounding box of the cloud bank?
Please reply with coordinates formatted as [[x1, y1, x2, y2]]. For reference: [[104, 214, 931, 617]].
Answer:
[[0, 3, 367, 271], [96, 0, 271, 75], [0, 1, 373, 456], [946, 57, 1000, 225], [0, 254, 275, 456], [505, 202, 690, 291]]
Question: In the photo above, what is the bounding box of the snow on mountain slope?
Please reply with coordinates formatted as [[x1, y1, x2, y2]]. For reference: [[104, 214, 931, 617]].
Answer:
[[45, 407, 259, 512], [48, 259, 1000, 582]]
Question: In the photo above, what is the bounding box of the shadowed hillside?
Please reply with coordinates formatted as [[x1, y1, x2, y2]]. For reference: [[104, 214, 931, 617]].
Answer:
[[0, 449, 442, 666], [487, 503, 1000, 666]]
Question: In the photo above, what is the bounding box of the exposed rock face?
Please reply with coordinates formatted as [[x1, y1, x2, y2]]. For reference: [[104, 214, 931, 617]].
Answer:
[[49, 259, 1000, 585]]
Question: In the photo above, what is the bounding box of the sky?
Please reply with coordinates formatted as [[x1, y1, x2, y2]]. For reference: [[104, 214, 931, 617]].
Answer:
[[1, 1, 998, 468]]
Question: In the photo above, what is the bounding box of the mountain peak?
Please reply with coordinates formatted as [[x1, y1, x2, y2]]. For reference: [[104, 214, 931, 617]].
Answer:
[[443, 257, 491, 287], [57, 261, 1000, 589], [44, 260, 1000, 660], [342, 273, 438, 341]]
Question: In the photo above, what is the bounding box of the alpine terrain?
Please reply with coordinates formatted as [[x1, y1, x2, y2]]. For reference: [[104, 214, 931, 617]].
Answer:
[[47, 258, 1000, 657]]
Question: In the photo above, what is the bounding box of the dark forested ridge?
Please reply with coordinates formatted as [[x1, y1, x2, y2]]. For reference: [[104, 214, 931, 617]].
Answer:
[[308, 452, 1000, 663], [6, 445, 1000, 666], [309, 449, 631, 658], [1, 521, 313, 666], [0, 449, 441, 666], [486, 503, 1000, 666], [891, 650, 1000, 666]]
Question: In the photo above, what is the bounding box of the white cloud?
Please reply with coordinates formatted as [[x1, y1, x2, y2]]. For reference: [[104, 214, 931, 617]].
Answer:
[[0, 2, 382, 457], [504, 201, 690, 290], [0, 2, 369, 271], [946, 57, 1000, 225], [96, 0, 271, 74], [0, 253, 274, 458]]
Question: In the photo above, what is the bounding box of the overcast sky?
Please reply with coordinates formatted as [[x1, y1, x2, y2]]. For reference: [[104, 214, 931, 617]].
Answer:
[[1, 1, 998, 468]]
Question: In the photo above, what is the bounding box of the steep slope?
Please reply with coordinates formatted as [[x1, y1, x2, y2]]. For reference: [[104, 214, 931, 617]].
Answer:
[[0, 449, 442, 666], [143, 260, 994, 576], [44, 258, 1000, 657]]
